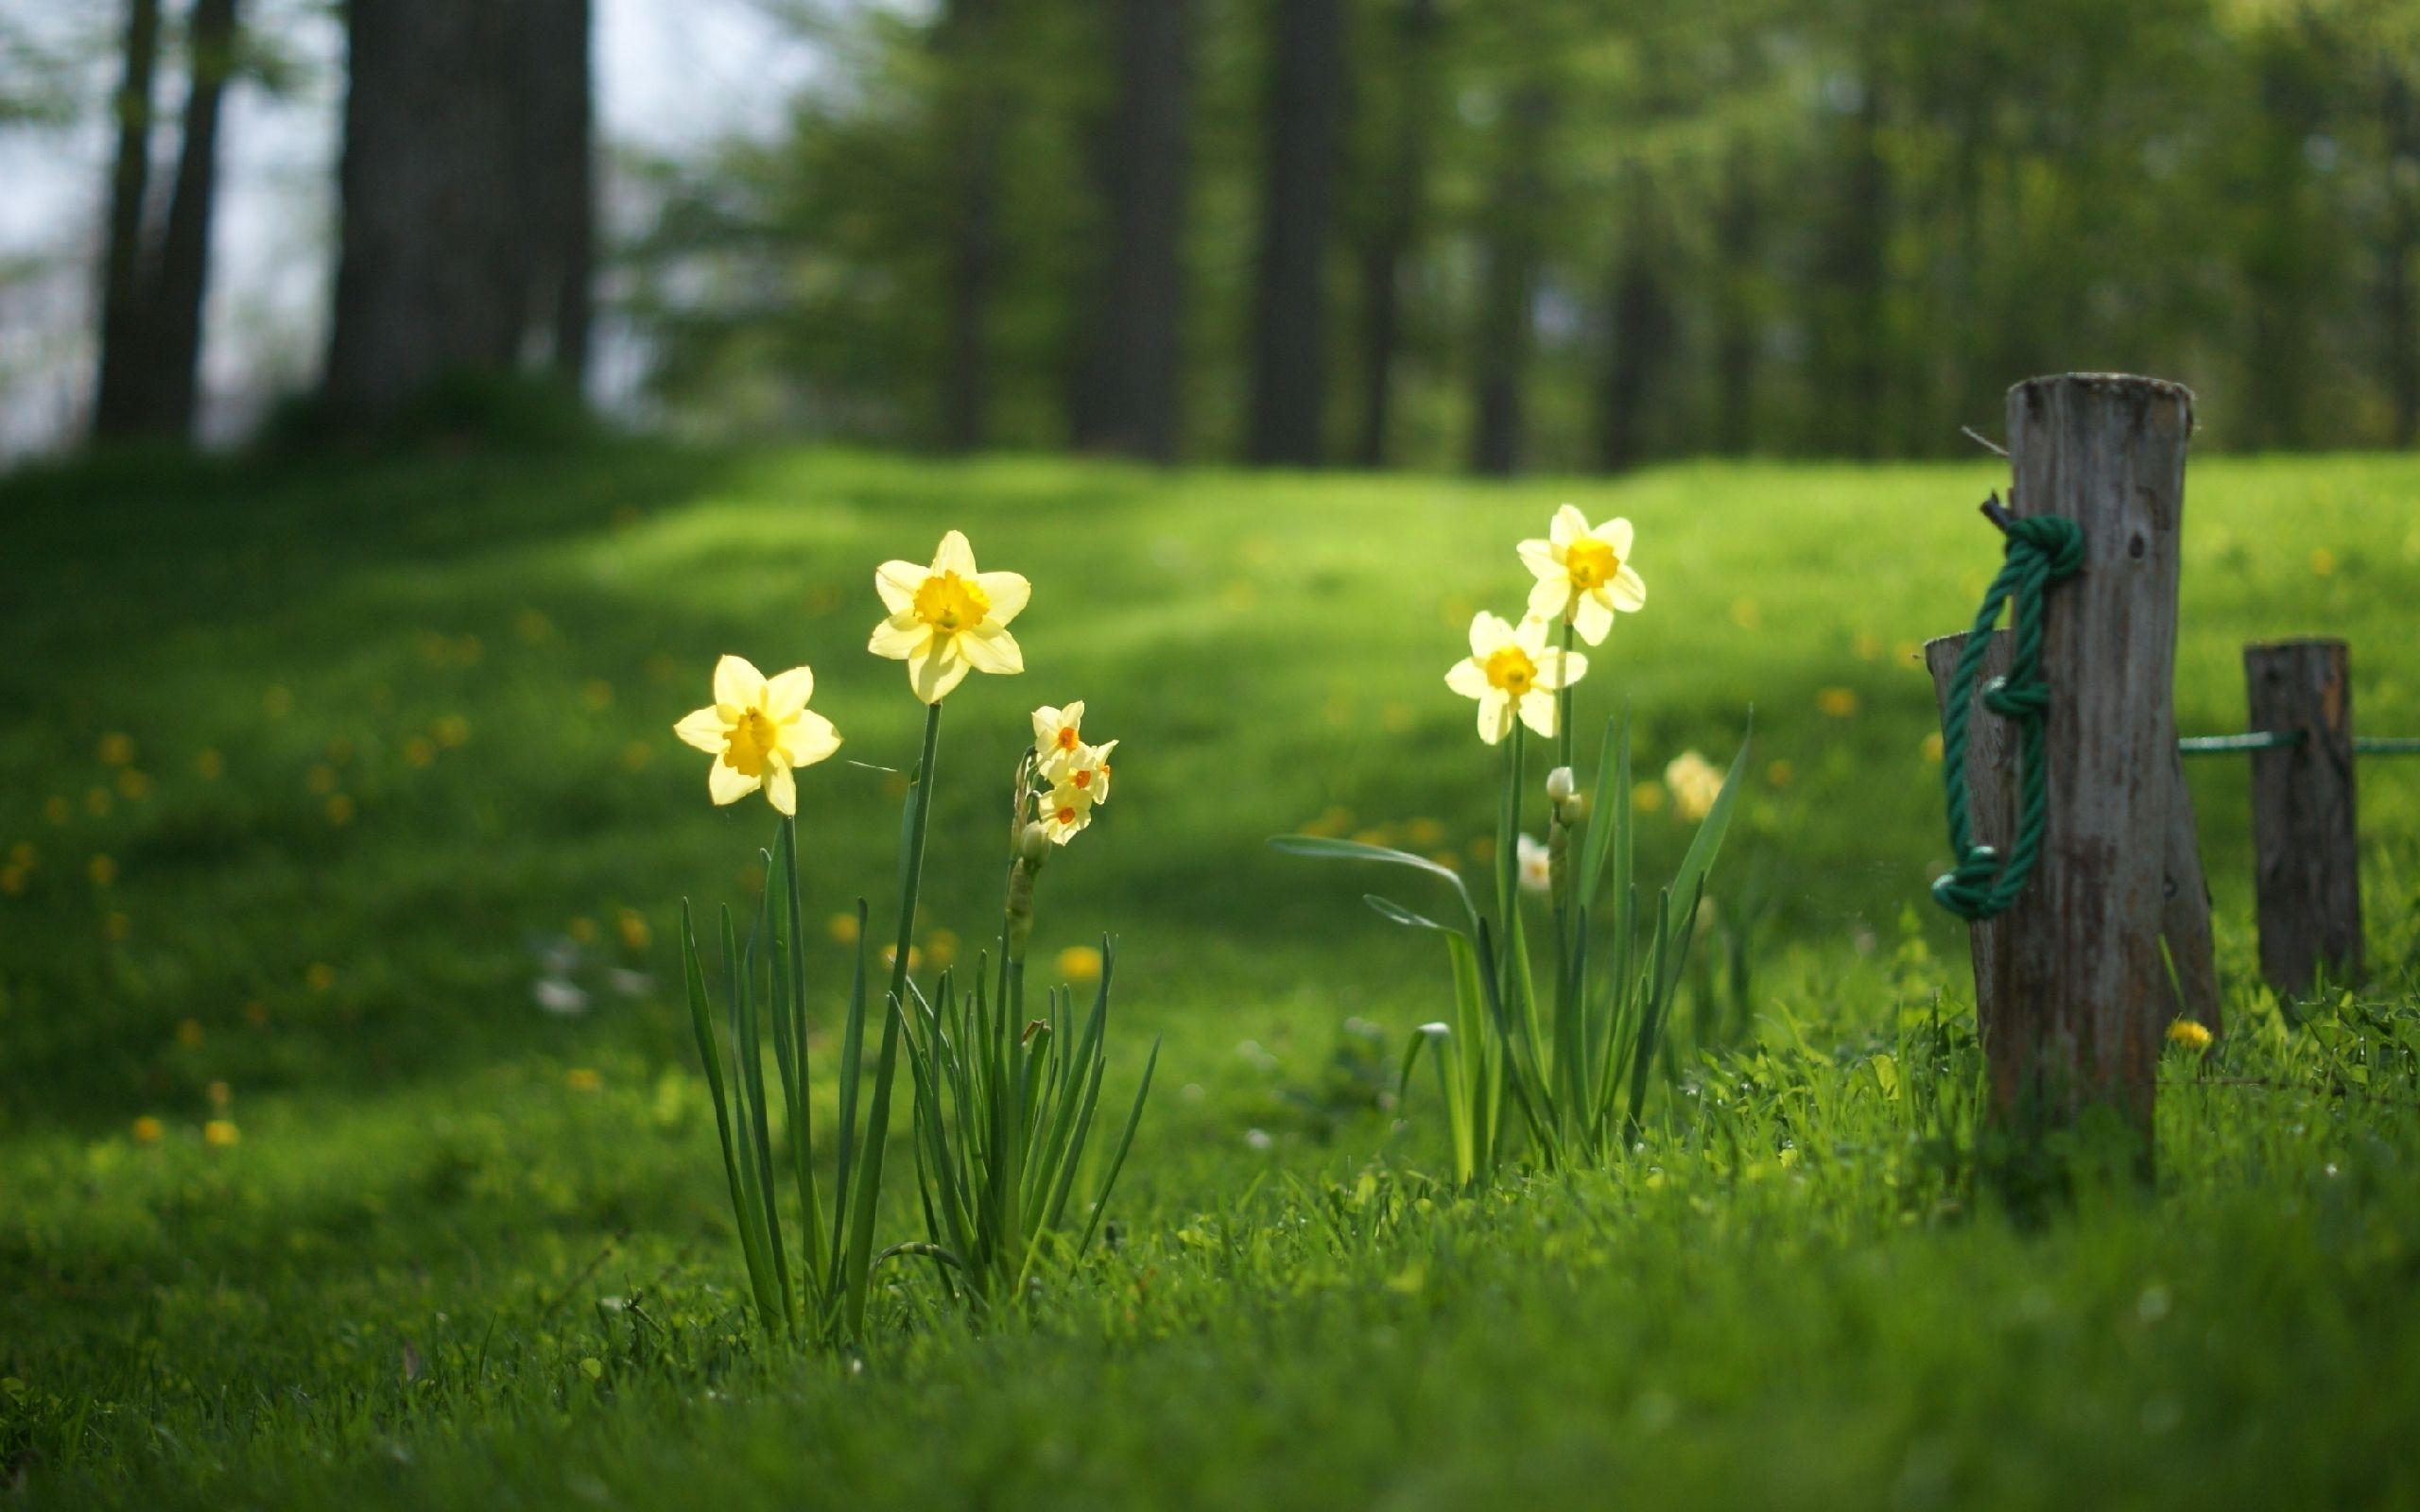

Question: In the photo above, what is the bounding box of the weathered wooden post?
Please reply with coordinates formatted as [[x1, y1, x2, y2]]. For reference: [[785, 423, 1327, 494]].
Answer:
[[2245, 638, 2362, 994], [2000, 373, 2192, 1170], [1927, 627, 2219, 1099]]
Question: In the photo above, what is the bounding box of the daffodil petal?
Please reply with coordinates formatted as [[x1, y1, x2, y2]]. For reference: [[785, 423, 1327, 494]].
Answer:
[[1526, 575, 1571, 621], [674, 706, 728, 753], [1550, 505, 1590, 547], [714, 654, 767, 712], [1518, 690, 1559, 738], [1478, 689, 1512, 746], [869, 612, 927, 661], [1610, 565, 1646, 611], [764, 665, 815, 719], [1468, 611, 1511, 658], [910, 640, 970, 703], [959, 623, 1024, 676], [765, 760, 797, 816], [780, 710, 841, 767], [1512, 615, 1553, 656], [932, 529, 977, 576], [1516, 539, 1560, 581], [1445, 658, 1490, 697], [1602, 517, 1635, 558], [875, 559, 924, 613], [1534, 647, 1587, 691], [708, 758, 760, 805], [1573, 592, 1614, 645], [976, 571, 1030, 625]]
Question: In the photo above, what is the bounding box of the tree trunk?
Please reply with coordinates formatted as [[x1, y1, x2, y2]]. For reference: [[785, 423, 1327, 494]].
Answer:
[[937, 0, 1003, 454], [90, 0, 161, 441], [1710, 142, 1758, 455], [2381, 65, 2418, 447], [322, 0, 529, 419], [1595, 170, 1674, 473], [519, 0, 592, 389], [1088, 0, 1195, 461], [1468, 83, 1551, 478], [140, 0, 240, 439], [1245, 0, 1344, 467], [1811, 71, 1887, 457], [1350, 0, 1438, 470]]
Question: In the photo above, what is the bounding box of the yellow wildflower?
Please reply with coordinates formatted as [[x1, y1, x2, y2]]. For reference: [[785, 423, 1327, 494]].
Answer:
[[615, 908, 650, 953], [673, 655, 842, 816], [1665, 750, 1726, 821], [195, 748, 223, 782], [1039, 781, 1100, 846], [1048, 738, 1117, 805], [1817, 687, 1861, 718], [1518, 506, 1646, 644], [2167, 1019, 2214, 1052], [869, 530, 1029, 703], [97, 732, 136, 766], [1444, 612, 1586, 746], [202, 1120, 240, 1147], [566, 1068, 603, 1092], [1057, 944, 1104, 984], [1032, 702, 1086, 762], [925, 929, 959, 969], [131, 1115, 164, 1145], [828, 911, 861, 945], [88, 854, 117, 887]]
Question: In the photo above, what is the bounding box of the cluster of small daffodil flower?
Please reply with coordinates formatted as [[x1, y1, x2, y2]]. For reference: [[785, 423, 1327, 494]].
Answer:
[[666, 527, 1145, 1340]]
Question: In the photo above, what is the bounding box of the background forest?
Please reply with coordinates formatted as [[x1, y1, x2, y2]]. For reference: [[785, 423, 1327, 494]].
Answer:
[[9, 0, 2420, 467]]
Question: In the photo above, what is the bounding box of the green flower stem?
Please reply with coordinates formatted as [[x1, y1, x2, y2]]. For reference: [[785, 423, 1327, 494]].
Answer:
[[1495, 720, 1525, 1006], [838, 696, 944, 1342], [1558, 616, 1576, 774]]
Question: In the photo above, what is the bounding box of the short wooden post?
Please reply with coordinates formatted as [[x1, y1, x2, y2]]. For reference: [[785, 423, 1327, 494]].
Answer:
[[1927, 630, 2220, 1085], [2245, 639, 2361, 994], [2002, 372, 2192, 1168]]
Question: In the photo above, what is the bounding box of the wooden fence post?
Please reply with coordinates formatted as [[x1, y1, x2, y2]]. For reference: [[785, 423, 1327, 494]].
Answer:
[[2001, 372, 2192, 1170], [2245, 639, 2361, 994], [1927, 629, 2220, 1093]]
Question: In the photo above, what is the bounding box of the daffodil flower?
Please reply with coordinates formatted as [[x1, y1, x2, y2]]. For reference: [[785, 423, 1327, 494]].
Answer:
[[870, 530, 1030, 703], [1444, 612, 1586, 745], [1518, 505, 1646, 644], [1039, 781, 1098, 845], [1516, 833, 1551, 895], [673, 654, 841, 816], [1045, 737, 1116, 802]]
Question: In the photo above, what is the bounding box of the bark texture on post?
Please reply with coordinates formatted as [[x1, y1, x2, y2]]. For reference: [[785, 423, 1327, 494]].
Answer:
[[2002, 373, 2193, 1162], [2245, 639, 2362, 994], [1926, 631, 2016, 1086], [2161, 745, 2222, 1035]]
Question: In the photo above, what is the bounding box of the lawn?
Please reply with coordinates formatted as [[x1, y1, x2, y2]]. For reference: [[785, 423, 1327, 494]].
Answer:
[[3, 442, 2418, 1507]]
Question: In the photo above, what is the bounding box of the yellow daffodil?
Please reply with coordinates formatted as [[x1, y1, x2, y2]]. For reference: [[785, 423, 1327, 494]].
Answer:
[[1444, 612, 1585, 745], [1033, 701, 1086, 761], [870, 530, 1030, 703], [1038, 781, 1099, 845], [673, 655, 841, 816], [1046, 738, 1117, 802], [1518, 505, 1646, 644]]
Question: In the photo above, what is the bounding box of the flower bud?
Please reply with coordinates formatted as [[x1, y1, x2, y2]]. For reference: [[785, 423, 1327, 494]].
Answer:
[[1017, 821, 1051, 868], [1545, 765, 1576, 802], [1005, 856, 1038, 962]]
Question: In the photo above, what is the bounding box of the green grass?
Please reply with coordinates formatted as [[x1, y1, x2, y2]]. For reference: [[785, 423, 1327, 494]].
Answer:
[[3, 443, 2419, 1506]]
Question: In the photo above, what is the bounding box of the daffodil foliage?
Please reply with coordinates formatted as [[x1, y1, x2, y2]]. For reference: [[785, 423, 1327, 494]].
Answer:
[[1277, 505, 1748, 1187]]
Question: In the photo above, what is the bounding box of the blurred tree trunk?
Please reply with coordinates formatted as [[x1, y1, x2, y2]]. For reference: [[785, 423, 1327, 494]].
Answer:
[[2380, 64, 2418, 448], [1245, 0, 1343, 467], [1810, 69, 1887, 456], [520, 0, 593, 390], [323, 0, 589, 421], [139, 0, 239, 438], [1351, 0, 1438, 470], [90, 0, 161, 440], [1710, 141, 1759, 455], [1469, 82, 1551, 477], [1098, 0, 1200, 459], [1595, 171, 1673, 473], [937, 0, 1003, 453]]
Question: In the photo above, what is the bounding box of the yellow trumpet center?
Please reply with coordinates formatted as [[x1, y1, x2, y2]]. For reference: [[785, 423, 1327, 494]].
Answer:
[[1564, 539, 1618, 591], [722, 707, 782, 777], [913, 572, 991, 634], [1072, 768, 1094, 789], [1482, 644, 1539, 696], [1055, 727, 1080, 751]]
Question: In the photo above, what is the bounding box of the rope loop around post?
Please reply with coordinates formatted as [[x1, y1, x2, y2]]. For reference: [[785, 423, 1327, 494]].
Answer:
[[1932, 513, 2086, 921]]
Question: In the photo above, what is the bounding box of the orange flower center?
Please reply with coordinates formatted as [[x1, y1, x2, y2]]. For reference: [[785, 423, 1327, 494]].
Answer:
[[1073, 769, 1093, 789], [913, 572, 991, 634], [1056, 805, 1077, 824], [1055, 727, 1080, 751], [1564, 539, 1618, 591], [1482, 644, 1538, 696]]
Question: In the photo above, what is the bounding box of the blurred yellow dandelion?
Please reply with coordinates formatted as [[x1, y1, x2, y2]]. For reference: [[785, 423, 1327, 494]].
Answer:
[[324, 795, 354, 826], [925, 928, 959, 969], [880, 943, 925, 973], [1730, 600, 1761, 630], [176, 1018, 204, 1048], [568, 916, 598, 945], [1767, 759, 1795, 788], [305, 962, 335, 992], [306, 765, 337, 796], [1816, 688, 1861, 718], [1057, 944, 1104, 984], [203, 1120, 240, 1147], [1921, 731, 1945, 762], [1404, 817, 1445, 847], [515, 609, 554, 643], [96, 732, 136, 766], [619, 740, 653, 772], [131, 1115, 164, 1144], [244, 1001, 270, 1030], [433, 715, 471, 748], [114, 769, 150, 800], [581, 679, 614, 712], [207, 1080, 232, 1109], [88, 854, 117, 887], [0, 866, 25, 897], [404, 736, 437, 768], [104, 911, 130, 940], [2167, 1019, 2213, 1051], [829, 911, 861, 945], [566, 1067, 603, 1092], [616, 908, 650, 953], [195, 748, 224, 782], [43, 796, 71, 825], [2309, 548, 2337, 576], [1632, 781, 1666, 815]]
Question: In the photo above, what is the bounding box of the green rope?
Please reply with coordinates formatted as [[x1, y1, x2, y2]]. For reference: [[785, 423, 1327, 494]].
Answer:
[[1933, 515, 2086, 921]]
